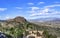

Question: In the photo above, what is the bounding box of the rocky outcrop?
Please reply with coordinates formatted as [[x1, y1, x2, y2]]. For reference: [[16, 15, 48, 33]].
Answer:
[[6, 16, 27, 24]]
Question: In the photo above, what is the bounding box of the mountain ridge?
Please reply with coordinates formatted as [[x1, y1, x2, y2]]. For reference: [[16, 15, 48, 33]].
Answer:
[[29, 17, 60, 22]]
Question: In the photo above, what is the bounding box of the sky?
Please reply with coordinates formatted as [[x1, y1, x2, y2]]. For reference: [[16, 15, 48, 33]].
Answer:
[[0, 0, 60, 20]]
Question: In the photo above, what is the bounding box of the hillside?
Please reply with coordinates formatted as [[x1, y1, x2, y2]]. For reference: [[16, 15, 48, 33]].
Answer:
[[29, 18, 60, 37], [0, 16, 58, 38], [0, 16, 41, 38]]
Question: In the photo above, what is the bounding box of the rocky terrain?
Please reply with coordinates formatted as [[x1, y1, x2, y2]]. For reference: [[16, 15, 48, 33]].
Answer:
[[0, 16, 58, 38], [29, 18, 60, 38]]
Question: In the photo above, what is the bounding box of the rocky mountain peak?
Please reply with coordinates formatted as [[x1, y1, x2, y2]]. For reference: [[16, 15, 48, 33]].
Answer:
[[6, 16, 27, 23], [14, 16, 27, 23]]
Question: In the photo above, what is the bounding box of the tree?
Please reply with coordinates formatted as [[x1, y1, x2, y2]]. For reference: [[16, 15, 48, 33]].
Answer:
[[43, 30, 57, 38], [48, 34, 57, 38]]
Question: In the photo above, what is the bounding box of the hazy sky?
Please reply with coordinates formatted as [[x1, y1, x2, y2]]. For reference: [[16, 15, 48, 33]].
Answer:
[[0, 0, 60, 20]]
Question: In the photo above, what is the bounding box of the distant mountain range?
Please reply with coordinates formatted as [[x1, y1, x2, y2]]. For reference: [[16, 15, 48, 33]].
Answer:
[[29, 17, 60, 22], [0, 20, 6, 22]]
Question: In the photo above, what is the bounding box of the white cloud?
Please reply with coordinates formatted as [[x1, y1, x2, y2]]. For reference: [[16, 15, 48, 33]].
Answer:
[[0, 16, 10, 20], [29, 7, 50, 16], [29, 7, 40, 13], [38, 2, 45, 4], [30, 8, 60, 17], [42, 8, 49, 13], [30, 7, 40, 10], [44, 4, 60, 8], [0, 8, 7, 11], [0, 16, 1, 18], [5, 16, 10, 19], [54, 2, 60, 4], [28, 4, 60, 17], [32, 8, 49, 15], [16, 7, 23, 9], [30, 13, 40, 16], [28, 3, 34, 5]]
